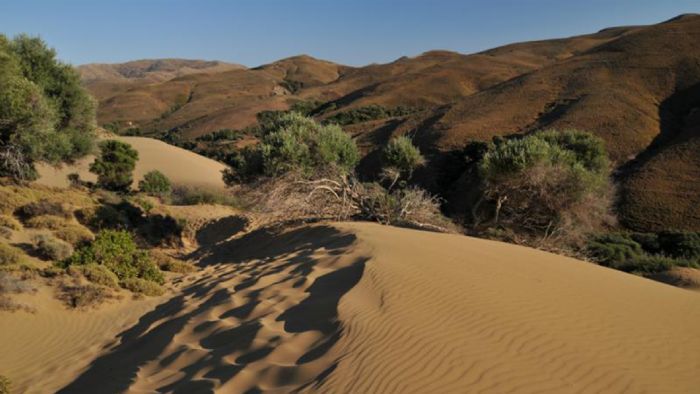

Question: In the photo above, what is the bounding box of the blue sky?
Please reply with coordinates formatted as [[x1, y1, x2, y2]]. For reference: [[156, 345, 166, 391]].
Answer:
[[0, 0, 697, 67]]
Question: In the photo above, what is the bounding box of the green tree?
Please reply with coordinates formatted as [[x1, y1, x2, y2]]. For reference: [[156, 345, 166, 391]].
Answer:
[[139, 170, 171, 197], [383, 135, 425, 180], [90, 140, 139, 192]]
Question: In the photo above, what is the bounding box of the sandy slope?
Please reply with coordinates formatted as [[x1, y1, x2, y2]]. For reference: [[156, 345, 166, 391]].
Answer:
[[35, 136, 227, 189], [22, 220, 695, 393]]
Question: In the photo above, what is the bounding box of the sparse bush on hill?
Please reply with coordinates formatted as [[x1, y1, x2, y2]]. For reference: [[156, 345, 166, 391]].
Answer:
[[382, 136, 425, 185], [171, 185, 240, 207], [0, 34, 95, 181], [90, 140, 138, 192], [0, 242, 23, 266], [57, 281, 113, 309], [120, 277, 164, 296], [139, 170, 171, 197], [25, 215, 67, 230], [70, 263, 119, 288], [16, 199, 72, 219], [0, 215, 20, 231], [474, 130, 614, 246], [63, 229, 164, 285], [32, 234, 73, 261], [323, 104, 420, 126]]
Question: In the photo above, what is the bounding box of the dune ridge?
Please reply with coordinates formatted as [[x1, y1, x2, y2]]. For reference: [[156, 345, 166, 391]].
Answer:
[[14, 220, 694, 393]]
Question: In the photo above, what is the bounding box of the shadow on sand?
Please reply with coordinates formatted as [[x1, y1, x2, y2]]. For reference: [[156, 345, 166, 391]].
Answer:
[[58, 224, 366, 393]]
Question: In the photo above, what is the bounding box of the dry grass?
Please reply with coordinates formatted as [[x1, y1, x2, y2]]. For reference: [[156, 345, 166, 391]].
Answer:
[[0, 215, 21, 231], [53, 224, 94, 246], [32, 234, 74, 261], [56, 280, 116, 309], [150, 250, 195, 274], [120, 277, 164, 296], [24, 215, 68, 230]]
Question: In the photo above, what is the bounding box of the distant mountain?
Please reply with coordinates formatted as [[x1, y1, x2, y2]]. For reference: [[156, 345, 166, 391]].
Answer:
[[82, 15, 700, 231]]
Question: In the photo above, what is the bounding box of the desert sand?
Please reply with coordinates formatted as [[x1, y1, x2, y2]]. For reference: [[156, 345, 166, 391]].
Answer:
[[3, 220, 699, 393], [35, 136, 227, 190]]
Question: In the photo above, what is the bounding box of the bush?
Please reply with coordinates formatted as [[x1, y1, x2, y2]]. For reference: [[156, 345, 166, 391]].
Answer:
[[657, 231, 700, 260], [224, 113, 359, 184], [324, 105, 419, 125], [63, 230, 164, 284], [16, 199, 72, 219], [477, 130, 613, 246], [139, 170, 171, 197], [57, 282, 112, 309], [71, 263, 119, 288], [171, 185, 240, 206], [0, 215, 20, 231], [0, 242, 23, 266], [54, 224, 94, 246], [0, 375, 10, 394], [120, 277, 164, 296], [383, 136, 425, 179], [0, 271, 35, 294], [33, 234, 73, 261], [587, 234, 644, 268], [24, 215, 67, 230], [90, 140, 139, 192], [151, 250, 195, 273]]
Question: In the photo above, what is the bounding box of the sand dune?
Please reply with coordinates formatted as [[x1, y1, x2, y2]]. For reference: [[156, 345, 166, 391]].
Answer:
[[35, 136, 227, 190], [7, 220, 691, 393]]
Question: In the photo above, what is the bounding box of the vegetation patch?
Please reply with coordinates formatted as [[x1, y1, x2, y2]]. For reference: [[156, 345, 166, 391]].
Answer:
[[139, 170, 171, 198], [120, 277, 164, 296], [90, 140, 139, 192], [324, 104, 420, 126], [33, 234, 73, 261], [150, 250, 195, 274], [57, 281, 114, 309]]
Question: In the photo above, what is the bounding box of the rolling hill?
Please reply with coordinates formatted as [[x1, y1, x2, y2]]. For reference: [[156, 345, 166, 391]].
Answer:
[[81, 15, 700, 231]]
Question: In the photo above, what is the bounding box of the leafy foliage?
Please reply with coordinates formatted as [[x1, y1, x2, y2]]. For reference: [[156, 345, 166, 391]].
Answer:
[[90, 140, 139, 192], [63, 229, 164, 285], [324, 104, 419, 125], [383, 136, 425, 178], [138, 170, 171, 197], [0, 34, 95, 180]]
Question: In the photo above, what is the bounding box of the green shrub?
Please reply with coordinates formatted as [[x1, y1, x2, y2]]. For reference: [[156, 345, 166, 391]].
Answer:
[[383, 136, 425, 177], [33, 234, 73, 261], [477, 130, 612, 245], [90, 140, 139, 192], [120, 277, 164, 296], [657, 231, 700, 260], [138, 170, 171, 197], [64, 230, 164, 284], [587, 234, 644, 268]]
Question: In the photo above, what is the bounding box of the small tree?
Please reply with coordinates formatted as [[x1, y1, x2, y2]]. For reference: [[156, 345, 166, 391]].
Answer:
[[139, 170, 171, 197], [90, 140, 138, 192], [382, 136, 425, 188], [477, 129, 613, 246]]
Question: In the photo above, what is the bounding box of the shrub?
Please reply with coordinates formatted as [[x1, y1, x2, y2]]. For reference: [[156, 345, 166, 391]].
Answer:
[[53, 224, 94, 246], [120, 277, 164, 296], [151, 250, 195, 273], [171, 185, 240, 206], [657, 231, 700, 260], [383, 136, 425, 179], [224, 113, 359, 184], [324, 104, 419, 125], [64, 230, 164, 284], [0, 271, 35, 294], [16, 199, 72, 219], [72, 263, 119, 288], [139, 170, 171, 197], [90, 140, 139, 192], [0, 375, 10, 394], [0, 215, 20, 230], [24, 215, 67, 230], [0, 227, 11, 240], [477, 130, 613, 246], [33, 234, 73, 261], [0, 242, 23, 266], [587, 234, 644, 268], [57, 282, 112, 309]]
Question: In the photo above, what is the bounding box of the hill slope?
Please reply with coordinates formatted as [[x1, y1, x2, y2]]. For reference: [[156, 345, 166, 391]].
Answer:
[[4, 221, 698, 392]]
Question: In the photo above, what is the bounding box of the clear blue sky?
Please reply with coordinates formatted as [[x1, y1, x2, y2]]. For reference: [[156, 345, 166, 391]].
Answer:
[[0, 0, 697, 67]]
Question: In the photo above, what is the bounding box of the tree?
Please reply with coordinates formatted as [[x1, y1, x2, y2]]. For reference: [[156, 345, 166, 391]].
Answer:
[[0, 34, 96, 180], [90, 140, 139, 192], [139, 170, 171, 197], [477, 129, 613, 246], [382, 136, 425, 187]]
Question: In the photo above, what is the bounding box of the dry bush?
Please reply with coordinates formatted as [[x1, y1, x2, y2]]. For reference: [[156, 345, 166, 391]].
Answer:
[[170, 185, 240, 207], [0, 227, 12, 240], [57, 281, 114, 309], [16, 199, 73, 220], [150, 250, 195, 274], [0, 243, 23, 266], [0, 374, 10, 394], [24, 215, 67, 230], [0, 215, 21, 231], [241, 169, 454, 232], [32, 234, 74, 261], [120, 277, 164, 296], [0, 272, 37, 314], [53, 224, 94, 246], [68, 264, 119, 289]]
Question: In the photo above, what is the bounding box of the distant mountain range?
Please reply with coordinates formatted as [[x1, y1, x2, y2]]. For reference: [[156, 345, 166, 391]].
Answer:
[[78, 14, 700, 232]]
